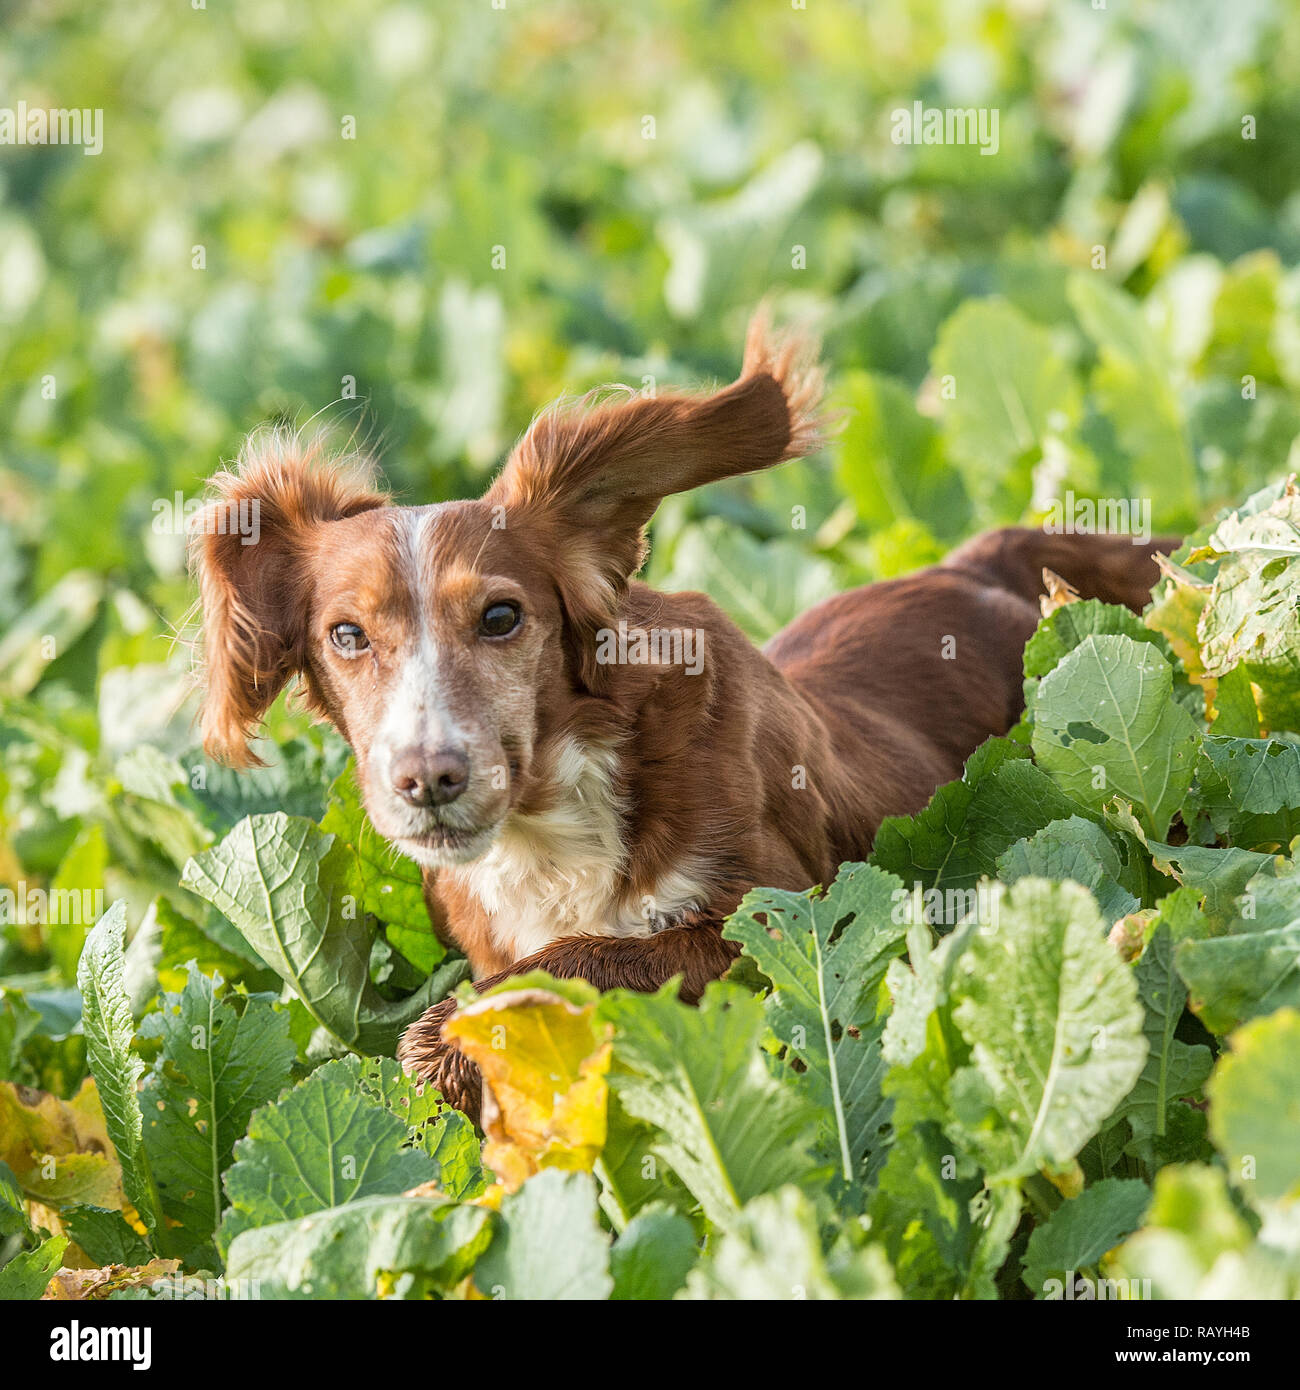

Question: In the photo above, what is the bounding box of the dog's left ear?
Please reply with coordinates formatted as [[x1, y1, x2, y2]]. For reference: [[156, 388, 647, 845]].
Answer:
[[486, 310, 824, 688]]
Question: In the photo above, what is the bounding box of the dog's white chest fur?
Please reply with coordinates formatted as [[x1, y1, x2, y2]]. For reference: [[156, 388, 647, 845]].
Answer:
[[452, 738, 703, 962]]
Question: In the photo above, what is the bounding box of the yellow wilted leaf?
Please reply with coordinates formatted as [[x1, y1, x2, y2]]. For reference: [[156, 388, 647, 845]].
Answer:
[[1146, 567, 1210, 688], [470, 1183, 506, 1213], [1044, 1160, 1086, 1201], [1108, 908, 1156, 963], [0, 1079, 124, 1211], [42, 1258, 180, 1301], [444, 987, 612, 1192]]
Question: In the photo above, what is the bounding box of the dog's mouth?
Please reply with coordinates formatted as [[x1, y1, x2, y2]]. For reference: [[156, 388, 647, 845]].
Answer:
[[395, 820, 501, 868]]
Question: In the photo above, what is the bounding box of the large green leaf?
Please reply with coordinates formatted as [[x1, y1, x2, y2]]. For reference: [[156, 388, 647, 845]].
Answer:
[[1022, 598, 1194, 724], [181, 814, 467, 1055], [225, 1195, 493, 1299], [1021, 1177, 1151, 1297], [1032, 635, 1199, 838], [834, 369, 969, 541], [320, 762, 445, 969], [75, 902, 166, 1247], [350, 1055, 485, 1201], [609, 1204, 698, 1300], [1177, 870, 1300, 1034], [1207, 1007, 1300, 1206], [1194, 734, 1300, 849], [870, 738, 1089, 899], [1069, 274, 1200, 528], [474, 1169, 612, 1300], [1024, 599, 1173, 683], [996, 816, 1139, 922], [137, 967, 295, 1262], [599, 983, 826, 1227], [948, 879, 1148, 1181], [218, 1058, 437, 1250], [722, 862, 908, 1182]]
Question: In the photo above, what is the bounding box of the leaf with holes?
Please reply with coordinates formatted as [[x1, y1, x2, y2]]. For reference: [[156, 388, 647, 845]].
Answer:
[[349, 1055, 485, 1201], [722, 862, 908, 1184], [1194, 734, 1300, 849], [1032, 635, 1199, 839], [1194, 487, 1300, 733], [137, 966, 295, 1264]]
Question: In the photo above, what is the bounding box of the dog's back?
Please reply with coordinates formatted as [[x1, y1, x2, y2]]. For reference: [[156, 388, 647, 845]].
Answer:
[[764, 527, 1175, 852]]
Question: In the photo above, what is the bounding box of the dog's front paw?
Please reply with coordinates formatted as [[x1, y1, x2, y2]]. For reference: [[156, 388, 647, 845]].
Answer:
[[397, 997, 483, 1122]]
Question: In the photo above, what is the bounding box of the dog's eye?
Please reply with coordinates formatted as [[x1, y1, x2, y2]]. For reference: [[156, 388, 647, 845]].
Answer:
[[480, 602, 521, 638], [330, 622, 369, 655]]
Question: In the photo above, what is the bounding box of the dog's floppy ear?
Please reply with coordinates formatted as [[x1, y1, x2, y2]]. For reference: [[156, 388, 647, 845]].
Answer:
[[486, 310, 824, 688], [191, 429, 387, 767]]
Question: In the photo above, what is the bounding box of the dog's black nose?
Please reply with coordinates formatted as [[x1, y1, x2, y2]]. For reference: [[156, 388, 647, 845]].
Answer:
[[391, 747, 469, 807]]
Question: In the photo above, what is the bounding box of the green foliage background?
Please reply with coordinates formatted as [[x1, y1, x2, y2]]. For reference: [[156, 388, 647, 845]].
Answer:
[[3, 0, 1300, 1302]]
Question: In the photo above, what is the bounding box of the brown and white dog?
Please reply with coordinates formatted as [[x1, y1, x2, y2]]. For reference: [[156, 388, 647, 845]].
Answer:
[[193, 312, 1171, 1115]]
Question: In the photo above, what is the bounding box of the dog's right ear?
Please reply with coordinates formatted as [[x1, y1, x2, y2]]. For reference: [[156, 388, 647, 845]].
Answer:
[[191, 430, 387, 767]]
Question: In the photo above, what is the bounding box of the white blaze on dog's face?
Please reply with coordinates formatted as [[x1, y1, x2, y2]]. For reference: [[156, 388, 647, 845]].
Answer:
[[298, 499, 568, 866]]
